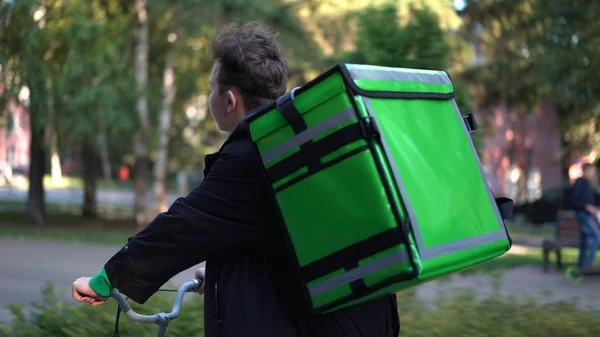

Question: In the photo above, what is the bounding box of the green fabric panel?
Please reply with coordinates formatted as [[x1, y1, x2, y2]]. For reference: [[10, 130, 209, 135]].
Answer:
[[320, 139, 367, 165], [257, 92, 356, 170], [249, 72, 347, 142], [259, 123, 297, 167], [272, 167, 308, 189], [359, 244, 414, 288], [418, 240, 510, 280], [354, 96, 407, 222], [322, 281, 419, 313], [309, 113, 357, 143], [307, 269, 353, 309], [368, 98, 503, 248], [353, 79, 454, 95], [275, 150, 401, 267]]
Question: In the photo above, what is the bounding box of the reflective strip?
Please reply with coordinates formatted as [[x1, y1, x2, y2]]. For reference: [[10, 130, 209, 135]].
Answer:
[[420, 230, 507, 260], [261, 108, 356, 164], [308, 250, 408, 298], [349, 69, 452, 85], [362, 97, 508, 261], [347, 63, 443, 75]]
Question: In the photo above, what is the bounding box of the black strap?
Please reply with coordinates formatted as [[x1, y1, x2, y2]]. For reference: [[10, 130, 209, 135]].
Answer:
[[273, 145, 369, 193], [345, 260, 367, 294], [276, 88, 321, 173], [266, 122, 364, 184], [495, 197, 513, 220], [300, 227, 404, 283], [463, 113, 477, 133], [277, 89, 307, 135]]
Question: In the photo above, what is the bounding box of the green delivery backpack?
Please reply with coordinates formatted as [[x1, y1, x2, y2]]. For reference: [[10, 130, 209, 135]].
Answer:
[[244, 63, 514, 315]]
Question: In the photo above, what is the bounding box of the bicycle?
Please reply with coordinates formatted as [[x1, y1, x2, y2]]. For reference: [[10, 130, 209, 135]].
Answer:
[[110, 278, 203, 337], [565, 265, 600, 284]]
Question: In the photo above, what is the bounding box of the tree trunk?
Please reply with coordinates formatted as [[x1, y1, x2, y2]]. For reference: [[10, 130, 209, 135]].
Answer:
[[81, 138, 97, 218], [152, 9, 179, 215], [50, 134, 62, 184], [98, 124, 112, 182], [47, 79, 62, 185], [27, 98, 46, 227], [133, 0, 151, 229]]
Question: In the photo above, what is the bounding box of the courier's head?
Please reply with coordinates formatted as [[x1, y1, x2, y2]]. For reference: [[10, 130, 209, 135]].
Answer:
[[208, 23, 288, 132]]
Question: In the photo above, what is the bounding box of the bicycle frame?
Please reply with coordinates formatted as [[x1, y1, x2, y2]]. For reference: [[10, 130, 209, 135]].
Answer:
[[110, 279, 202, 337]]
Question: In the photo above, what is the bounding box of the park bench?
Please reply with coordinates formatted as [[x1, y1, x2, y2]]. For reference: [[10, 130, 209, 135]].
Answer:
[[542, 210, 581, 272]]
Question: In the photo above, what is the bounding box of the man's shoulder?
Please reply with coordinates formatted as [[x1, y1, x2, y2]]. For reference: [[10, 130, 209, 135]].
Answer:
[[221, 123, 257, 160], [208, 123, 263, 178]]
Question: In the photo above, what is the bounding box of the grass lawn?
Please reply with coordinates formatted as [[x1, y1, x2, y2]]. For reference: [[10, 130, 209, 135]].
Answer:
[[0, 212, 135, 245]]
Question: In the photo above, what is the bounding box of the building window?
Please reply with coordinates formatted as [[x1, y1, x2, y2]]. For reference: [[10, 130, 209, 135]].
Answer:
[[7, 147, 16, 165]]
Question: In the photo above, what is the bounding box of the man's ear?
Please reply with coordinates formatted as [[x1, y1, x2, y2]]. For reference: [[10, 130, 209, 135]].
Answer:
[[226, 90, 237, 114]]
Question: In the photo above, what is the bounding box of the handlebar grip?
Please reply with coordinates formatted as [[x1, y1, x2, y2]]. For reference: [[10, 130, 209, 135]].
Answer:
[[109, 278, 203, 324]]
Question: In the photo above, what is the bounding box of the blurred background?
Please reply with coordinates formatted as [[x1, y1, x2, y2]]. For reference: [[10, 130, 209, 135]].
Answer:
[[0, 0, 599, 336]]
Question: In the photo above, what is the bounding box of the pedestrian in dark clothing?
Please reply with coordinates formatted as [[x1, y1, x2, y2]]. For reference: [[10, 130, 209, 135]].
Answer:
[[570, 163, 600, 270], [71, 23, 400, 337]]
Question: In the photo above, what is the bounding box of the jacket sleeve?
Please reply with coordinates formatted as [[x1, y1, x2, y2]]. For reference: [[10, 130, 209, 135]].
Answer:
[[103, 145, 263, 303]]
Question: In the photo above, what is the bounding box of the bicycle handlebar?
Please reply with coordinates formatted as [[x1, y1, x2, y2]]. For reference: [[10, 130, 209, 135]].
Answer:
[[110, 278, 202, 325]]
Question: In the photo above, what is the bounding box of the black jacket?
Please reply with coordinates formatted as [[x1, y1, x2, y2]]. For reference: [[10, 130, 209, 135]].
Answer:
[[571, 177, 595, 213], [103, 120, 400, 337]]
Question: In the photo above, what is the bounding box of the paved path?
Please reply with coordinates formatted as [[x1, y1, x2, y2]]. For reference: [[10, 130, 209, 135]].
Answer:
[[1, 238, 599, 325], [0, 187, 180, 208], [0, 237, 203, 324], [415, 266, 600, 310]]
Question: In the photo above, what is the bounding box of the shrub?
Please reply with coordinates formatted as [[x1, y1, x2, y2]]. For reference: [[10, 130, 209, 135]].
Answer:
[[1, 282, 599, 337], [0, 283, 204, 337]]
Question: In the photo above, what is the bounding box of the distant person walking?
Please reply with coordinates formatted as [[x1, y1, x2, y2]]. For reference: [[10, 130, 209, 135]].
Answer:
[[570, 163, 600, 271]]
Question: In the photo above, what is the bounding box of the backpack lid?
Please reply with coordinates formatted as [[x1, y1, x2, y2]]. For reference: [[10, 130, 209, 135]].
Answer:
[[342, 63, 455, 99]]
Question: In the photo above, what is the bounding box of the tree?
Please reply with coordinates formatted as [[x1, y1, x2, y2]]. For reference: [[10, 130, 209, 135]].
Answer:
[[533, 1, 600, 165], [133, 0, 151, 228], [0, 0, 61, 226], [460, 0, 600, 194], [151, 5, 179, 214], [336, 3, 480, 150], [149, 0, 323, 203], [51, 0, 136, 217]]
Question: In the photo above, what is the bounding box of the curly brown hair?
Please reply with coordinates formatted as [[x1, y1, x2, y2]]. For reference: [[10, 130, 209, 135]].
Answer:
[[211, 22, 288, 111]]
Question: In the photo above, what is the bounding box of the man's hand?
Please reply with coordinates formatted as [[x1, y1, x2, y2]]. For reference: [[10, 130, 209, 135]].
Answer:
[[194, 268, 206, 295], [585, 204, 598, 213], [72, 277, 107, 306]]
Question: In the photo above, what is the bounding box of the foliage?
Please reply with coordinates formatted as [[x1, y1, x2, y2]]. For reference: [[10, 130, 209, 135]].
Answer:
[[0, 283, 204, 337], [53, 0, 137, 147], [1, 282, 600, 336], [336, 3, 484, 153], [460, 0, 600, 158]]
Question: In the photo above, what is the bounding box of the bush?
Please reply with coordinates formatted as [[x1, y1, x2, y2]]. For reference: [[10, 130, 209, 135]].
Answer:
[[0, 283, 204, 337], [1, 282, 599, 337]]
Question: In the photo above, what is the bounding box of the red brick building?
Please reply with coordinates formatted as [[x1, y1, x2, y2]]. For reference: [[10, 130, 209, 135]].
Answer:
[[0, 101, 30, 171], [476, 102, 563, 204]]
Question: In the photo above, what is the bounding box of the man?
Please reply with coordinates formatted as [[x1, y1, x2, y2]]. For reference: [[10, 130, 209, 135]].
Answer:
[[570, 163, 600, 271], [72, 23, 400, 337]]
